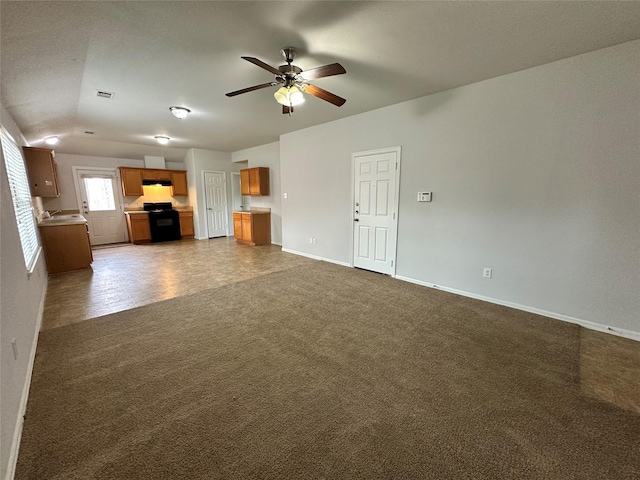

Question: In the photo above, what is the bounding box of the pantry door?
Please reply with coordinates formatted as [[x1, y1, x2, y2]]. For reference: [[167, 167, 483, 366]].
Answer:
[[73, 167, 126, 245], [352, 147, 401, 276], [204, 171, 228, 238]]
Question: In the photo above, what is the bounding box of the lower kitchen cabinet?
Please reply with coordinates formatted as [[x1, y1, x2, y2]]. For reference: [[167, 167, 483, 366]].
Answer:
[[179, 211, 194, 238], [125, 213, 151, 244], [233, 211, 270, 246], [39, 223, 92, 274]]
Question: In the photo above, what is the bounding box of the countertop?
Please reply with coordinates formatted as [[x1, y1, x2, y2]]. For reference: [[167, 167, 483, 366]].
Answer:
[[38, 214, 88, 227], [233, 210, 270, 215]]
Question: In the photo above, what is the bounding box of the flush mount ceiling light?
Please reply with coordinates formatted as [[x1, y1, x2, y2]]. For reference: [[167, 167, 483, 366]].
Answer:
[[169, 106, 191, 119], [44, 136, 59, 145], [273, 85, 305, 107], [154, 136, 170, 145]]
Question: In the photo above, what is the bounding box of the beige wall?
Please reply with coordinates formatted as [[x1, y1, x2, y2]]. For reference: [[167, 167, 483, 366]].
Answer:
[[279, 40, 640, 336], [1, 104, 48, 479]]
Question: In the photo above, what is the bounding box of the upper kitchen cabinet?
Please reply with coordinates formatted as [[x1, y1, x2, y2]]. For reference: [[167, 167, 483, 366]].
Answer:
[[22, 146, 60, 197], [119, 167, 144, 196], [240, 167, 269, 196], [170, 170, 188, 196], [118, 167, 188, 197]]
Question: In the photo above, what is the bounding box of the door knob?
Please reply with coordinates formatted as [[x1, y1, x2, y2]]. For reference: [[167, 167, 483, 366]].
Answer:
[[354, 218, 359, 222]]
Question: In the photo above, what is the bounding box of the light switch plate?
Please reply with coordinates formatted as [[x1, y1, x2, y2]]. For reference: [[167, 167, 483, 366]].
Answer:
[[417, 192, 432, 202]]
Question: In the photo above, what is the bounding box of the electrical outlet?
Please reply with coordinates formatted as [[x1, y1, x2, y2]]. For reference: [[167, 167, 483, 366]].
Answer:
[[483, 268, 492, 279], [309, 237, 313, 244], [312, 238, 317, 245]]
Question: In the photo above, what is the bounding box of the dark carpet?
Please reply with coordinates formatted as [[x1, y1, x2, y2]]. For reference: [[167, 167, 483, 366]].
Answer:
[[16, 262, 640, 479]]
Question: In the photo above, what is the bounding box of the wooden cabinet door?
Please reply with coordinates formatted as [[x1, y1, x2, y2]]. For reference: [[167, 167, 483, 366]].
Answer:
[[241, 214, 252, 241], [141, 169, 156, 180], [120, 168, 144, 196], [126, 214, 151, 244], [249, 168, 261, 195], [179, 212, 194, 238], [233, 213, 243, 240], [23, 147, 60, 197], [240, 169, 251, 196], [170, 171, 188, 196]]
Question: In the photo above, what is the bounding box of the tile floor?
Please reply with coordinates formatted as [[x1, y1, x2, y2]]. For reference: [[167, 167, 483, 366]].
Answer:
[[41, 237, 639, 414], [42, 237, 315, 330]]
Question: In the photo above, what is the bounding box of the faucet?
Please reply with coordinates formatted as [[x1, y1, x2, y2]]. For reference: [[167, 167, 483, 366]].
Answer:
[[46, 209, 61, 218]]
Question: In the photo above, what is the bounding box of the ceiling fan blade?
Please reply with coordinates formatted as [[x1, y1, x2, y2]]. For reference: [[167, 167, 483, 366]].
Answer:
[[241, 56, 282, 75], [303, 84, 346, 106], [300, 63, 346, 81], [225, 82, 276, 97], [282, 105, 293, 115]]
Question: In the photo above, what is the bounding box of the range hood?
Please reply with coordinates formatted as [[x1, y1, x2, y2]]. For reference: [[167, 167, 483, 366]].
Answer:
[[142, 179, 172, 186]]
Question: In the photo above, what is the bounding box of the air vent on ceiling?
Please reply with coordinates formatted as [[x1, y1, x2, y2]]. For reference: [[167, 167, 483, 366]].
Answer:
[[96, 90, 114, 99], [84, 131, 95, 135]]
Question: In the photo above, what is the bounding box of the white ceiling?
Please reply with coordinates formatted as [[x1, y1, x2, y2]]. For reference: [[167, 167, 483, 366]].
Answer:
[[2, 1, 639, 162]]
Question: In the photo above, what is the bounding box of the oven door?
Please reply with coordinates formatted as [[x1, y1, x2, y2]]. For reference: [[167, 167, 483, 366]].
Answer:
[[148, 210, 181, 242]]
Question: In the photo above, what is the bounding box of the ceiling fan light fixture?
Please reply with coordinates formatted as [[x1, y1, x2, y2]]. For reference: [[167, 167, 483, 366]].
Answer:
[[154, 135, 170, 145], [169, 106, 191, 119], [274, 86, 305, 107]]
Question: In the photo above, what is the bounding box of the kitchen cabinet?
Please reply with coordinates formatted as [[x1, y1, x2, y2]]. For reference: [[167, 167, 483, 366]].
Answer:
[[233, 211, 270, 246], [39, 223, 92, 274], [23, 146, 60, 197], [125, 212, 151, 244], [119, 167, 144, 196], [141, 169, 171, 180], [179, 211, 194, 238], [171, 170, 189, 196], [240, 167, 269, 196], [119, 167, 188, 197]]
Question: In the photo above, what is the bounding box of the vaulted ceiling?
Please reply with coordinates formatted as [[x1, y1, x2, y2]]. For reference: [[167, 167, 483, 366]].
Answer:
[[2, 1, 639, 161]]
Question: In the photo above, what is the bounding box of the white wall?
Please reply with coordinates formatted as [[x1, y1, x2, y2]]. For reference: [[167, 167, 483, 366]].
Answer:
[[184, 148, 240, 239], [43, 153, 187, 212], [280, 40, 640, 336], [232, 142, 282, 245], [1, 104, 48, 480]]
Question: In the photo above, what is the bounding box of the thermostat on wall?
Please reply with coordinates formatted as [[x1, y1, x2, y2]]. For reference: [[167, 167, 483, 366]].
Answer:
[[417, 192, 432, 202]]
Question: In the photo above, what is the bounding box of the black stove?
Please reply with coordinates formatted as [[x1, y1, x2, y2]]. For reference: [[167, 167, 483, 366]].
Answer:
[[143, 202, 181, 242]]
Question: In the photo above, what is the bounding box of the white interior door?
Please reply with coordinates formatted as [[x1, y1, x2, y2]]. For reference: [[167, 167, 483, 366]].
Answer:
[[74, 168, 126, 246], [352, 147, 401, 275], [204, 171, 228, 238]]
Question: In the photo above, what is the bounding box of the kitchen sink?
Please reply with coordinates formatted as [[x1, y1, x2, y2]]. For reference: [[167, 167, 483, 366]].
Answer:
[[40, 214, 87, 226]]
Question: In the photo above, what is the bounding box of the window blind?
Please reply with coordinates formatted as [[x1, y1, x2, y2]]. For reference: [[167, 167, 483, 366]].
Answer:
[[1, 126, 39, 271]]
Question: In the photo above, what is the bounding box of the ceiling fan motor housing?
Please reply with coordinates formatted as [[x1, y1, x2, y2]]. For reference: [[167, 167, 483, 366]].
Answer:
[[280, 47, 297, 64]]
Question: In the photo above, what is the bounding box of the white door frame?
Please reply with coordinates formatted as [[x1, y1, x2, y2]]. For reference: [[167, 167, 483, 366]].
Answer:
[[72, 166, 128, 243], [349, 146, 402, 276], [202, 170, 229, 237], [230, 171, 241, 236]]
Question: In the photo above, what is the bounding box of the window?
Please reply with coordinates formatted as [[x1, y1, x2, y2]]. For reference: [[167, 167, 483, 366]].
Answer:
[[1, 126, 39, 271], [83, 177, 116, 211]]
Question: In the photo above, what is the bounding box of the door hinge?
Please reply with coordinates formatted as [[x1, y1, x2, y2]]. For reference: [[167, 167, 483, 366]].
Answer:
[[395, 162, 398, 170], [393, 212, 396, 220], [391, 260, 394, 267]]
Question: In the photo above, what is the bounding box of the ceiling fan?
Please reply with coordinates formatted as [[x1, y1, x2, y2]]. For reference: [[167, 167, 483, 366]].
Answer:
[[225, 47, 346, 115]]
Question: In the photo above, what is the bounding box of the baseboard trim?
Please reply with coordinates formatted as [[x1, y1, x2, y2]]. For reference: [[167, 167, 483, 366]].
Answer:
[[281, 248, 350, 268], [5, 281, 46, 480], [395, 275, 640, 342]]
